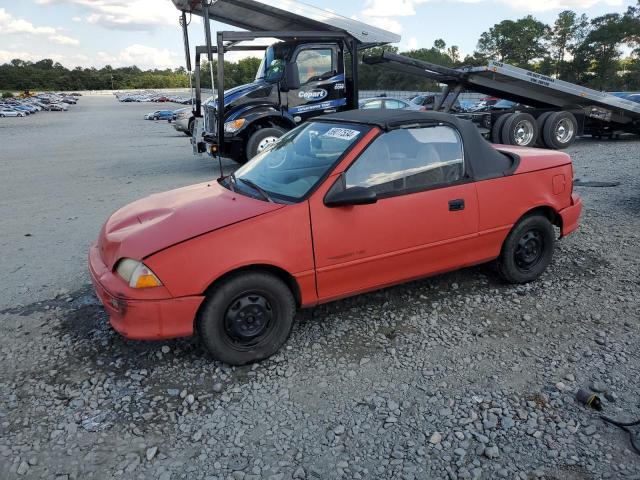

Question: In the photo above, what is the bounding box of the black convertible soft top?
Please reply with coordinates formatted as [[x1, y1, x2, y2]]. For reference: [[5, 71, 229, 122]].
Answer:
[[316, 109, 518, 180]]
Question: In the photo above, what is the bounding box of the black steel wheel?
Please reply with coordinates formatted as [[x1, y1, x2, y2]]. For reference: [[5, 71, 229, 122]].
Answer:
[[198, 271, 296, 365], [497, 214, 556, 284], [514, 229, 545, 272]]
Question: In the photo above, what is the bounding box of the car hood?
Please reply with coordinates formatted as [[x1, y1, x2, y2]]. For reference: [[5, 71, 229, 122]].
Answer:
[[205, 81, 272, 108], [97, 181, 283, 270]]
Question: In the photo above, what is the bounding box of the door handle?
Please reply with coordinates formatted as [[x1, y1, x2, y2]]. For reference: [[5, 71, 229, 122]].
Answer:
[[449, 199, 465, 211]]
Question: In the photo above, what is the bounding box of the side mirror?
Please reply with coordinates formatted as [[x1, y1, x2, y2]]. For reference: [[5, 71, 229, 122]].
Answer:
[[282, 64, 300, 92], [324, 186, 377, 208]]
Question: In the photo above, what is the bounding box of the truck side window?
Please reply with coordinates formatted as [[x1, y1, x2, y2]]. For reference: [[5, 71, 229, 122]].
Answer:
[[296, 49, 334, 85], [345, 126, 465, 197]]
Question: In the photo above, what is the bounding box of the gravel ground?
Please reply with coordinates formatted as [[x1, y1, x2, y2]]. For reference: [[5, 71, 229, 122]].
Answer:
[[1, 95, 639, 480]]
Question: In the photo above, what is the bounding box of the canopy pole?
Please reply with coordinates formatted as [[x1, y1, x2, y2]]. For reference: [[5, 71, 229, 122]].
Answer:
[[217, 31, 226, 158], [350, 39, 359, 109], [443, 83, 463, 113], [434, 85, 450, 111], [201, 0, 216, 94]]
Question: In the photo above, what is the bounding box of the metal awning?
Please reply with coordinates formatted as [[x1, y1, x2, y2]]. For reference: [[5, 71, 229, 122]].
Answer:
[[171, 0, 400, 46]]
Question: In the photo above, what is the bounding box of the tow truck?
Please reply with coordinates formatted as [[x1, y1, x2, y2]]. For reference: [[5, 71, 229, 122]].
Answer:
[[364, 51, 640, 149], [171, 0, 399, 163]]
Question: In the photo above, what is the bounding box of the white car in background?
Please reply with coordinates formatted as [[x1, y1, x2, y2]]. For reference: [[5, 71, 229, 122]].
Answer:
[[0, 108, 25, 117], [49, 103, 69, 111]]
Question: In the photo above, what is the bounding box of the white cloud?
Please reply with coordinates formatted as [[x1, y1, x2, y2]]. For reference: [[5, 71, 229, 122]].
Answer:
[[49, 34, 80, 46], [405, 37, 419, 51], [0, 8, 79, 45], [97, 44, 181, 69], [36, 0, 179, 31], [362, 0, 625, 16]]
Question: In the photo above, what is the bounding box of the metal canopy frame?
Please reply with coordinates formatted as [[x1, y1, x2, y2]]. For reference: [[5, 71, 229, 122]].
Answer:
[[174, 0, 398, 160], [172, 0, 400, 46]]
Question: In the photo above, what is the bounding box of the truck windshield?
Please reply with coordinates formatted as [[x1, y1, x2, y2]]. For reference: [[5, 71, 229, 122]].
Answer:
[[255, 44, 289, 83], [230, 122, 370, 203]]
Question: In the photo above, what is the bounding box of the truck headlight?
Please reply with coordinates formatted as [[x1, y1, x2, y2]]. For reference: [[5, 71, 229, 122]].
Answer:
[[224, 118, 246, 133], [116, 259, 163, 289]]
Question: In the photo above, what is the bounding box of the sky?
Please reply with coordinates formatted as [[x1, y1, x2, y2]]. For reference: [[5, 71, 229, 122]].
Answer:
[[0, 0, 635, 70]]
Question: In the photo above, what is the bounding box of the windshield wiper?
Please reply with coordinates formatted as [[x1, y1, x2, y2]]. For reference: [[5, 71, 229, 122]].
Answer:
[[237, 178, 275, 203]]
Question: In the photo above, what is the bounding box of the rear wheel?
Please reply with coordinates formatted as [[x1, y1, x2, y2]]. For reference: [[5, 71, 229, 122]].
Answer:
[[245, 127, 286, 162], [491, 114, 510, 144], [535, 112, 554, 147], [501, 113, 539, 147], [541, 111, 578, 149], [497, 214, 556, 284], [197, 271, 296, 365]]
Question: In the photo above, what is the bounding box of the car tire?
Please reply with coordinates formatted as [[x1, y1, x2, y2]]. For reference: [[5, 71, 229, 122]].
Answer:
[[501, 112, 539, 147], [0, 114, 4, 117], [497, 214, 556, 284], [197, 271, 296, 365], [491, 114, 510, 144], [246, 127, 286, 162], [541, 111, 578, 150], [185, 118, 194, 137], [153, 116, 159, 121]]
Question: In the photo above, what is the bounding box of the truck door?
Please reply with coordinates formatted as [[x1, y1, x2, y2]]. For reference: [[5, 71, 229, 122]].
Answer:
[[287, 44, 347, 122]]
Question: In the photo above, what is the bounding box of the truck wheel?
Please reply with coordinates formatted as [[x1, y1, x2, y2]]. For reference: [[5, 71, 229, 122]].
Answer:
[[541, 111, 577, 149], [185, 118, 194, 137], [497, 214, 555, 284], [491, 114, 510, 144], [534, 112, 553, 147], [501, 113, 538, 147], [246, 127, 286, 161], [197, 271, 296, 365]]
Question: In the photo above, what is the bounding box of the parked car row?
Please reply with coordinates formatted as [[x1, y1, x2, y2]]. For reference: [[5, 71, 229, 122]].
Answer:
[[0, 92, 78, 118], [116, 91, 193, 104]]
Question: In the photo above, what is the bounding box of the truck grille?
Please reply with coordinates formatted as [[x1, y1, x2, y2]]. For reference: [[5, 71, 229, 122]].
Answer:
[[204, 105, 217, 136]]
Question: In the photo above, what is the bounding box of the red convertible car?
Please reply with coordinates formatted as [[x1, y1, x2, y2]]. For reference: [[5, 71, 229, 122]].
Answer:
[[89, 110, 582, 365]]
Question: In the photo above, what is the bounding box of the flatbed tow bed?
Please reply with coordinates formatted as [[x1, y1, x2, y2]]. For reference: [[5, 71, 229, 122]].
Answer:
[[365, 51, 640, 149]]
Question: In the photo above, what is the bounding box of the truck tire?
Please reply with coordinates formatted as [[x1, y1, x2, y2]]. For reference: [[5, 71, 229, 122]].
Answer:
[[534, 112, 554, 147], [246, 127, 286, 162], [197, 271, 296, 365], [501, 113, 539, 147], [541, 111, 577, 149], [491, 114, 510, 144]]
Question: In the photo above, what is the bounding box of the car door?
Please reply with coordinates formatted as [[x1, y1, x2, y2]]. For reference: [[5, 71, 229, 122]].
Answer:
[[310, 125, 479, 301], [287, 45, 347, 121]]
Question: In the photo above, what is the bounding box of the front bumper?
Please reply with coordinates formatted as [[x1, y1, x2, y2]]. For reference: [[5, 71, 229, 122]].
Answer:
[[88, 244, 204, 340], [559, 193, 583, 238]]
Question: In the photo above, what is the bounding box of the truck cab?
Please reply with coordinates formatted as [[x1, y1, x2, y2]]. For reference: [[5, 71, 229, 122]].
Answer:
[[202, 40, 349, 162]]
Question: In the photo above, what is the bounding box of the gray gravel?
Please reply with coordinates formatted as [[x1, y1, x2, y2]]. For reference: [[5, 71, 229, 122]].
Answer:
[[1, 96, 639, 479]]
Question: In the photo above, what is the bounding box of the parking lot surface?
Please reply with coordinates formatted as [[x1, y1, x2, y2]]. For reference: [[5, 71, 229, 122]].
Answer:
[[1, 95, 639, 479]]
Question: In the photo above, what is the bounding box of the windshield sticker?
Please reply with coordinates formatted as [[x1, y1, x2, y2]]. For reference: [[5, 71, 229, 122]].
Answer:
[[322, 128, 360, 141]]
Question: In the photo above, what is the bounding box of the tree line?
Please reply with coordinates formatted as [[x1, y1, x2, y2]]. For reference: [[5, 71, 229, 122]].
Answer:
[[1, 2, 638, 93]]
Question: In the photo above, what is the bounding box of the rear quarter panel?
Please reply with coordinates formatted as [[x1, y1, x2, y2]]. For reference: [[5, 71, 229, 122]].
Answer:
[[473, 159, 574, 261]]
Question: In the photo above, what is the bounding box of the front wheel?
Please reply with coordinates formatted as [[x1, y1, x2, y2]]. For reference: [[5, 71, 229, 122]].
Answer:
[[197, 271, 296, 365], [497, 214, 556, 284], [184, 118, 194, 137], [245, 127, 286, 162]]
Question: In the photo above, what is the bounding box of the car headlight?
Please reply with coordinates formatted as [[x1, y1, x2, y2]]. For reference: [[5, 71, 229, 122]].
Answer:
[[224, 118, 246, 133], [115, 259, 163, 289]]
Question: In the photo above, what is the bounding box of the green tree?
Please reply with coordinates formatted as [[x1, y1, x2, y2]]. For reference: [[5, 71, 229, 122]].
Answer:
[[551, 10, 589, 78], [476, 16, 551, 67]]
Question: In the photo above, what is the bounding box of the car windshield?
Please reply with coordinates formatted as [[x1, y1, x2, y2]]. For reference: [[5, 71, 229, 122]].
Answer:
[[255, 44, 290, 83], [229, 122, 370, 203], [494, 100, 516, 108]]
